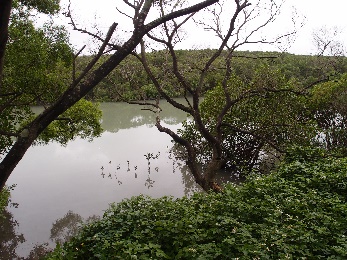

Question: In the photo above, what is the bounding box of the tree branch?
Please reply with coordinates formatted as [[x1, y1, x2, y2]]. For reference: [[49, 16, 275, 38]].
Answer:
[[73, 22, 118, 87], [0, 130, 18, 138], [222, 122, 285, 153], [64, 1, 121, 51]]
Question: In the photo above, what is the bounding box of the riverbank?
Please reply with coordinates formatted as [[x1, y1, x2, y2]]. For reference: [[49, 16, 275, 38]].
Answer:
[[47, 147, 347, 259]]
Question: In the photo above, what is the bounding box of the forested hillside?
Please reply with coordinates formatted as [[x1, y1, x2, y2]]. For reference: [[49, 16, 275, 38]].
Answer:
[[78, 50, 347, 101]]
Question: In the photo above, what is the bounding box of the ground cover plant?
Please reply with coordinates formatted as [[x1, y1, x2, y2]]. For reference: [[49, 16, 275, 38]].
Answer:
[[46, 147, 347, 259]]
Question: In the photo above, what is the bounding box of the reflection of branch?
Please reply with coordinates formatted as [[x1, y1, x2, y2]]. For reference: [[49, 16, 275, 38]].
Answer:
[[50, 210, 83, 245], [145, 175, 155, 189]]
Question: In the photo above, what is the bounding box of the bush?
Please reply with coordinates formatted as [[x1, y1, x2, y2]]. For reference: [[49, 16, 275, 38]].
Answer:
[[0, 185, 13, 219], [47, 148, 347, 259]]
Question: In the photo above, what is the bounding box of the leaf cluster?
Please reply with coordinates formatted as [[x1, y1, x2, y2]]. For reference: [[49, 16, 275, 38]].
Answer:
[[1, 3, 103, 155], [12, 0, 60, 15], [37, 99, 103, 145]]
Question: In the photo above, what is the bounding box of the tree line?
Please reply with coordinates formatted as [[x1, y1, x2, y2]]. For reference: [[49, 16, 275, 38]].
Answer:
[[83, 50, 347, 102]]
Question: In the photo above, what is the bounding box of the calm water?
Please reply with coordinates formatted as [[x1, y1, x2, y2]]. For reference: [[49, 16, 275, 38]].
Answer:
[[1, 100, 204, 259]]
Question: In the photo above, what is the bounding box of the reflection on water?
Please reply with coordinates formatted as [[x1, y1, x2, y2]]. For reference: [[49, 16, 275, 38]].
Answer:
[[0, 208, 98, 259], [2, 99, 241, 258], [100, 100, 189, 133], [0, 209, 25, 259], [50, 211, 100, 245], [3, 99, 204, 258]]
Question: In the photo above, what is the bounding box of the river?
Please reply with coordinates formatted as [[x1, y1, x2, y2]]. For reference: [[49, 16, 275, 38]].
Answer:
[[1, 100, 208, 259]]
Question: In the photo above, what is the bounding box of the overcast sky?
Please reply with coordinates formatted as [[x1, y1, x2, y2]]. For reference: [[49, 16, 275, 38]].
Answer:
[[54, 0, 347, 55]]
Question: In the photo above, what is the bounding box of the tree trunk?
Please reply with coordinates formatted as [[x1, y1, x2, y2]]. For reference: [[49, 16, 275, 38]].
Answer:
[[0, 42, 138, 191], [0, 0, 12, 88], [0, 0, 220, 192], [201, 157, 224, 192], [0, 129, 39, 191]]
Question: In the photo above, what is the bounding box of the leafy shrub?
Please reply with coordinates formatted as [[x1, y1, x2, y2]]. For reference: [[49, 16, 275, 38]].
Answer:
[[47, 148, 347, 259], [0, 185, 14, 219]]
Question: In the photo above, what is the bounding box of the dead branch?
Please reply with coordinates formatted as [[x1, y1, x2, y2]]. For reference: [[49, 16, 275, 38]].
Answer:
[[64, 1, 121, 51]]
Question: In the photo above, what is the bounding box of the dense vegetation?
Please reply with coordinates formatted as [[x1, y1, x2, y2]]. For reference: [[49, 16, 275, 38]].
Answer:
[[0, 185, 11, 219], [0, 0, 102, 155], [178, 66, 347, 175], [83, 50, 347, 102], [46, 147, 347, 259]]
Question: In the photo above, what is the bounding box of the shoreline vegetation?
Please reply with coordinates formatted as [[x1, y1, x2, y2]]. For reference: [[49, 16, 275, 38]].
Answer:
[[3, 48, 347, 258], [46, 147, 347, 259], [42, 50, 347, 258]]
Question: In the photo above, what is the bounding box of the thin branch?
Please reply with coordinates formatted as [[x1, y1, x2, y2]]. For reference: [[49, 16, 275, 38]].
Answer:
[[64, 1, 121, 50], [73, 22, 118, 88], [144, 0, 219, 33], [222, 122, 285, 153], [137, 40, 193, 114], [116, 7, 133, 20], [123, 0, 136, 9], [0, 130, 19, 138], [72, 45, 86, 84]]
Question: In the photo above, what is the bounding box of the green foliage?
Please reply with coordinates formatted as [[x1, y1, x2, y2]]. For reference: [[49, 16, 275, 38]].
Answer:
[[179, 65, 316, 173], [82, 50, 347, 102], [309, 73, 347, 155], [0, 185, 14, 219], [13, 0, 60, 15], [4, 15, 72, 101], [47, 148, 347, 259], [0, 2, 102, 156], [38, 99, 103, 145]]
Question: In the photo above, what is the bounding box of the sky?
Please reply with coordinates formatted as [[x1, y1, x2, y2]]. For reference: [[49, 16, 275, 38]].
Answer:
[[52, 0, 347, 55]]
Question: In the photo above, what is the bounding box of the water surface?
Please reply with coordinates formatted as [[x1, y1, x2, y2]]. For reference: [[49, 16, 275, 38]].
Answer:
[[2, 100, 203, 258]]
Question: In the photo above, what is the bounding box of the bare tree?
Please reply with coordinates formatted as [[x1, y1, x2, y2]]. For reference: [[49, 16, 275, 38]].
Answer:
[[0, 0, 220, 191], [129, 0, 300, 192], [312, 26, 346, 75]]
